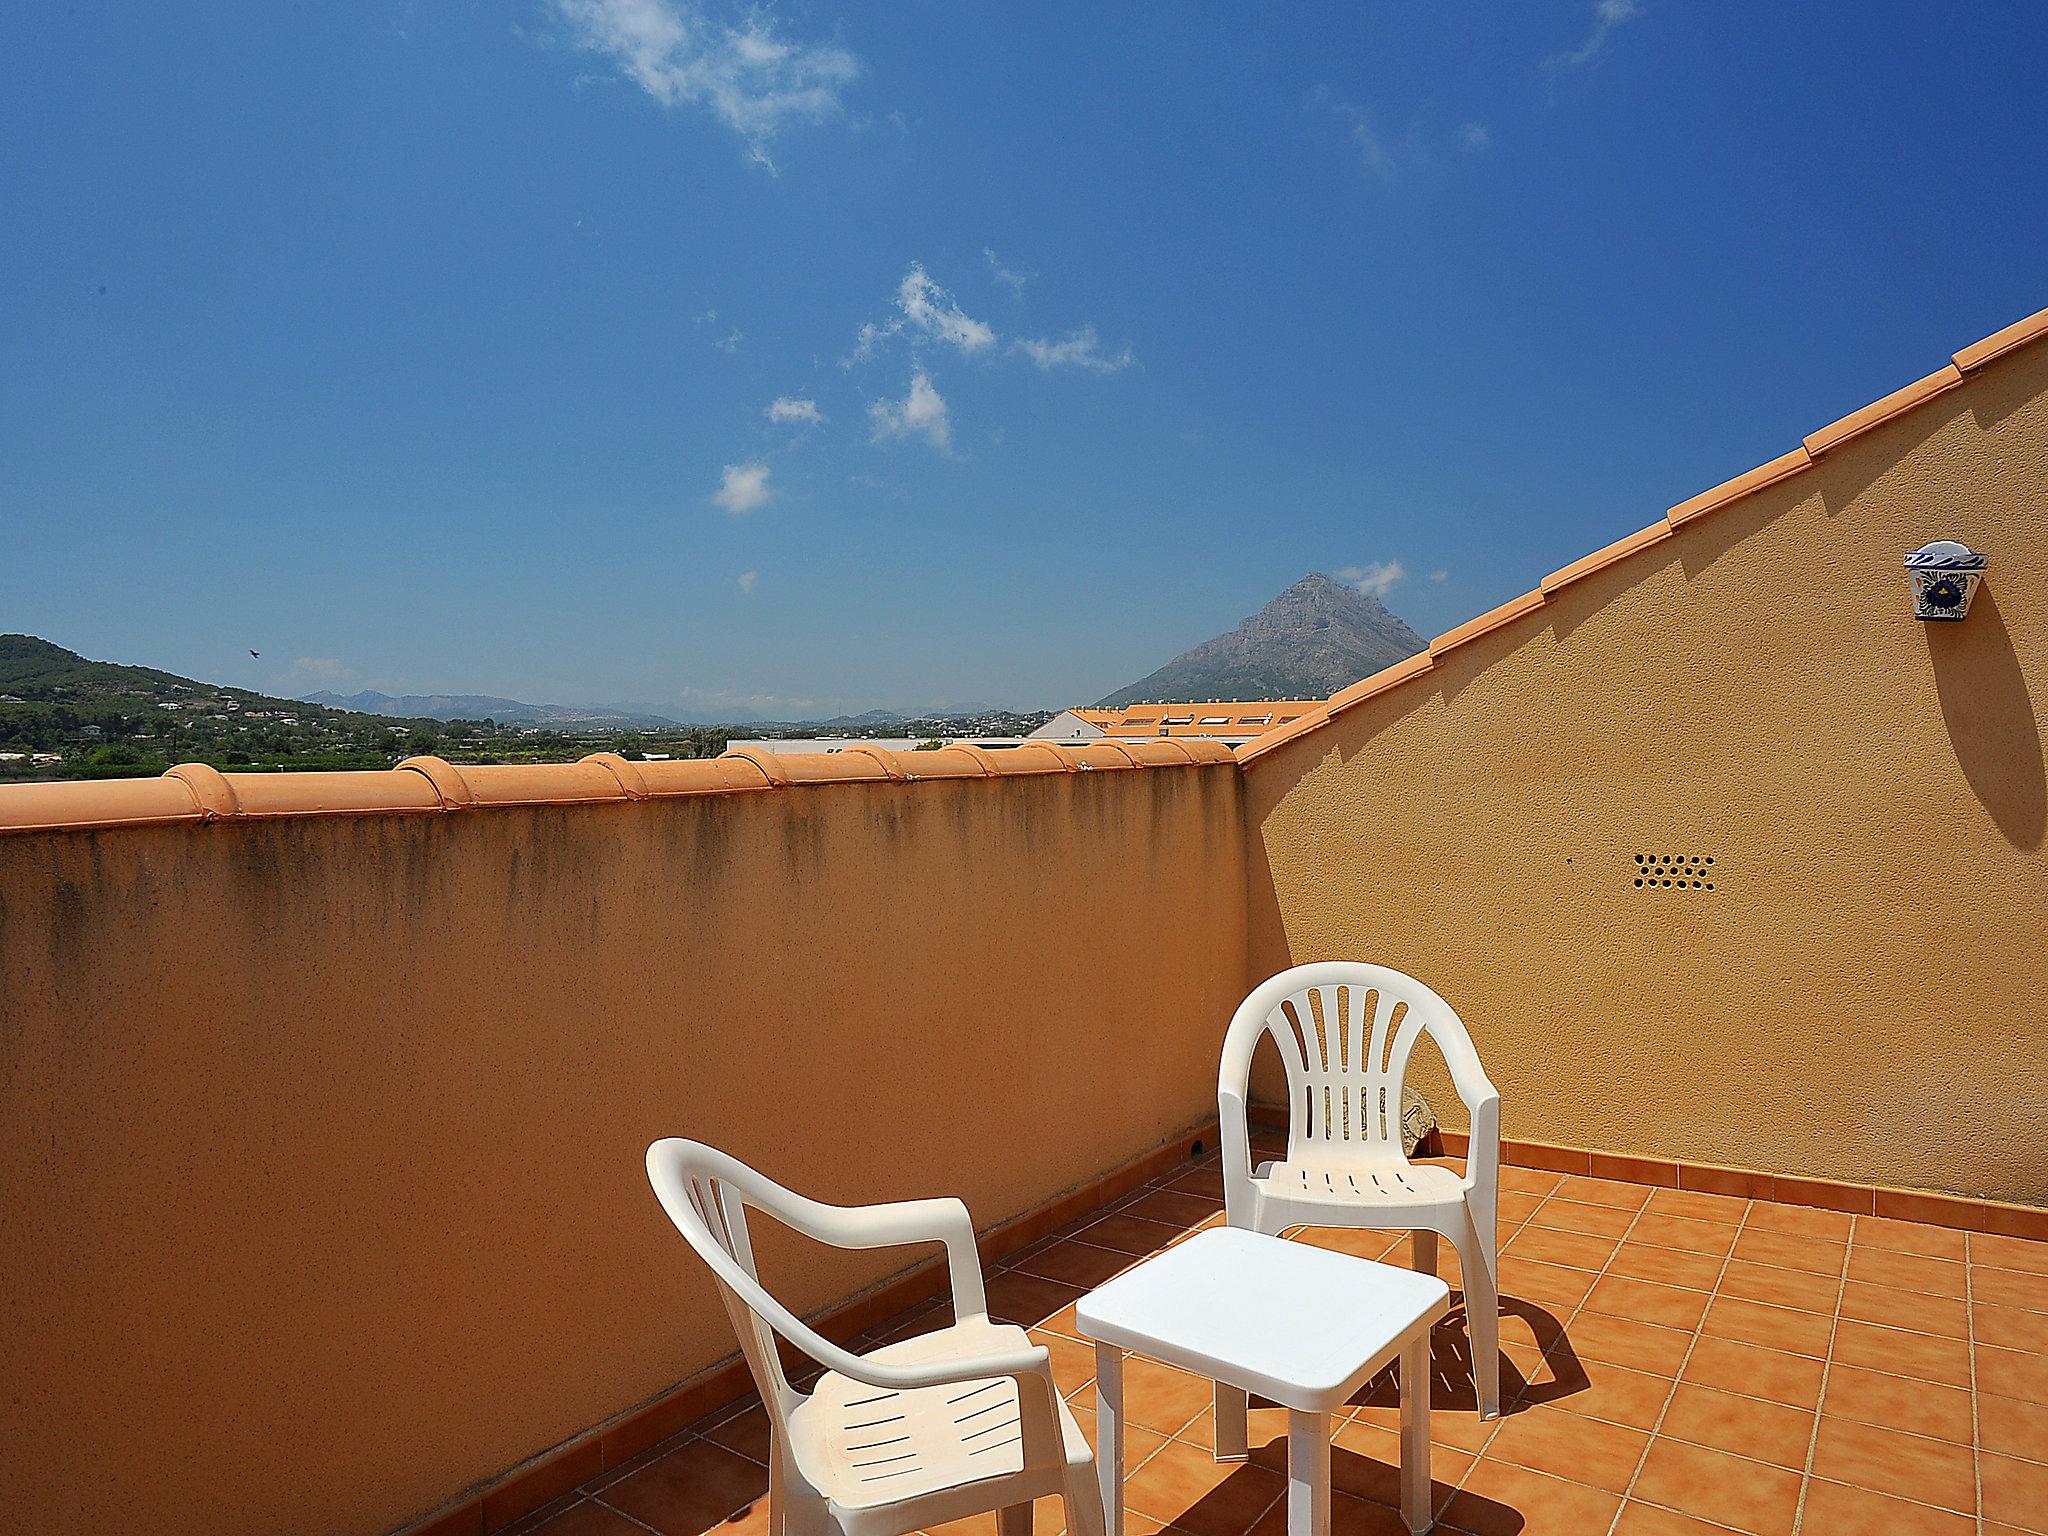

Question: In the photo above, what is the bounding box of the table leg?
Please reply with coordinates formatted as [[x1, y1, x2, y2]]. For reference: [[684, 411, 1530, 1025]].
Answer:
[[1285, 1409, 1330, 1536], [1094, 1341, 1125, 1536], [1398, 1330, 1433, 1533], [1214, 1382, 1249, 1461]]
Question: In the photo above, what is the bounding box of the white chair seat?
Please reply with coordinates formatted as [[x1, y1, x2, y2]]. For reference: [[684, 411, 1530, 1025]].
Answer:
[[792, 1318, 1092, 1512], [1254, 1157, 1465, 1209]]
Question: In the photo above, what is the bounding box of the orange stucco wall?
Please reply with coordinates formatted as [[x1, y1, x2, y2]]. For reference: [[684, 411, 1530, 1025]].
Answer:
[[0, 762, 1246, 1536], [1243, 339, 2048, 1206]]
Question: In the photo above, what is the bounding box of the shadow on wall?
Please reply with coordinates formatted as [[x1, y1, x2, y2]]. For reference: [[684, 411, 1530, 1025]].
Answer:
[[1927, 588, 2045, 852]]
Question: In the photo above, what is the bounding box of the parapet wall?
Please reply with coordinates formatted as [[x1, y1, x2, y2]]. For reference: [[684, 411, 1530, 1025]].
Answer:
[[0, 746, 1246, 1536]]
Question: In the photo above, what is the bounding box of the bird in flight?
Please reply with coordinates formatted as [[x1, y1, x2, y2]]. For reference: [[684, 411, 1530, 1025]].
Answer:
[[249, 649, 261, 658]]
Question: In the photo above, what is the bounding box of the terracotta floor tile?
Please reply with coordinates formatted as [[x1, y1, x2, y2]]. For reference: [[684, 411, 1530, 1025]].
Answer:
[[1499, 1257, 1597, 1310], [1852, 1216, 1969, 1261], [1292, 1226, 1406, 1263], [1838, 1282, 1968, 1340], [1563, 1311, 1695, 1376], [1121, 1437, 1286, 1536], [1822, 1362, 1972, 1443], [1974, 1233, 2048, 1276], [598, 1440, 769, 1536], [1977, 1303, 2048, 1354], [1659, 1381, 1813, 1469], [1810, 1417, 1977, 1513], [1247, 1488, 1424, 1536], [1495, 1190, 1546, 1226], [1983, 1450, 2048, 1533], [1119, 1190, 1222, 1229], [1528, 1354, 1672, 1429], [1530, 1199, 1638, 1239], [1442, 1458, 1622, 1536], [1503, 1223, 1615, 1272], [1744, 1203, 1854, 1242], [1330, 1416, 1472, 1511], [1630, 1214, 1740, 1258], [985, 1272, 1088, 1332], [705, 1404, 771, 1463], [1679, 1336, 1825, 1410], [1729, 1228, 1844, 1277], [1065, 1404, 1169, 1468], [1700, 1295, 1833, 1358], [1829, 1319, 1974, 1388], [1117, 1356, 1218, 1434], [1169, 1167, 1226, 1200], [1795, 1478, 1977, 1536], [1715, 1260, 1841, 1315], [1482, 1401, 1648, 1492], [1980, 1391, 2048, 1463], [1974, 1265, 2048, 1313], [1645, 1187, 1750, 1224], [532, 1501, 658, 1536], [1585, 1275, 1712, 1332], [1845, 1246, 1967, 1298], [1558, 1174, 1654, 1210], [1079, 1213, 1188, 1256], [1629, 1439, 1801, 1536], [1612, 1501, 1749, 1536], [1605, 1241, 1723, 1293], [1015, 1241, 1136, 1289], [1498, 1167, 1565, 1198], [1348, 1366, 1501, 1454], [1978, 1344, 2048, 1406]]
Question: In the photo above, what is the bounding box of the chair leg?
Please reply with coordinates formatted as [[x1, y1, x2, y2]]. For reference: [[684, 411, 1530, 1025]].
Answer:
[[999, 1503, 1032, 1536], [1410, 1229, 1438, 1275], [1064, 1462, 1108, 1536], [1450, 1215, 1501, 1420]]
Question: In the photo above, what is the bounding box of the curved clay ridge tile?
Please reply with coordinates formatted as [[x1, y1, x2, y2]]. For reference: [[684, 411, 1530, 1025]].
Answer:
[[0, 743, 1228, 836], [1236, 299, 2048, 768]]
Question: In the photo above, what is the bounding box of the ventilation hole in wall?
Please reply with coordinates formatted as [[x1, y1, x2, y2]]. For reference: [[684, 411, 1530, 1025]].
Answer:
[[1633, 852, 1718, 890]]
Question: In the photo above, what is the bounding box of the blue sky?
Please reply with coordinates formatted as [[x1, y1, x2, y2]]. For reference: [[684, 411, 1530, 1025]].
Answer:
[[4, 2, 2044, 718]]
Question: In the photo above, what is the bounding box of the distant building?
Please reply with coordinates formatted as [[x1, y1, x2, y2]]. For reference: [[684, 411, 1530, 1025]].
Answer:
[[728, 736, 1038, 756], [1030, 699, 1325, 748]]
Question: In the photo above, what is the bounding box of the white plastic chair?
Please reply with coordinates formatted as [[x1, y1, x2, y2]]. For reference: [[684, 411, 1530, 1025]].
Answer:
[[646, 1139, 1107, 1536], [1215, 963, 1504, 1426]]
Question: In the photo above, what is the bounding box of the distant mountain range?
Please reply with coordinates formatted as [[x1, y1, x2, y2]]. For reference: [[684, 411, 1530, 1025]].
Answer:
[[1097, 572, 1426, 706], [298, 690, 719, 729]]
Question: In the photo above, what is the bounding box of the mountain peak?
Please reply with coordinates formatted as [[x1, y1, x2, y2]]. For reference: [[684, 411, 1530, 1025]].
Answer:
[[1095, 573, 1426, 707]]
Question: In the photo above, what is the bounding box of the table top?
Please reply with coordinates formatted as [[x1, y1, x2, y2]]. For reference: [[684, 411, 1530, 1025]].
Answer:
[[1073, 1227, 1452, 1411]]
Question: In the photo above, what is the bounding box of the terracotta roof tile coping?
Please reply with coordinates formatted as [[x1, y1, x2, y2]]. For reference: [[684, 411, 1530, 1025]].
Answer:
[[1237, 298, 2046, 766], [0, 740, 1234, 836]]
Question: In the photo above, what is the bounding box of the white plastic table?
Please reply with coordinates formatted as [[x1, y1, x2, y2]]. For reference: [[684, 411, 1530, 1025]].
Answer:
[[1074, 1226, 1451, 1536]]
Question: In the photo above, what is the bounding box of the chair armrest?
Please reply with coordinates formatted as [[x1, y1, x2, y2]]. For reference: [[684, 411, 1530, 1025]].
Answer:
[[743, 1188, 990, 1321]]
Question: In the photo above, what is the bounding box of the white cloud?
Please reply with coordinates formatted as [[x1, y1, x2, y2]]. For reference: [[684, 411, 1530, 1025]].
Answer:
[[712, 326, 742, 353], [1338, 560, 1407, 600], [1459, 122, 1491, 150], [984, 247, 1032, 295], [713, 460, 774, 513], [1546, 0, 1641, 69], [291, 657, 352, 682], [848, 264, 995, 363], [1429, 569, 1448, 583], [868, 369, 950, 449], [1013, 326, 1135, 374], [895, 264, 995, 352], [552, 0, 860, 170], [737, 569, 758, 594], [766, 396, 823, 424]]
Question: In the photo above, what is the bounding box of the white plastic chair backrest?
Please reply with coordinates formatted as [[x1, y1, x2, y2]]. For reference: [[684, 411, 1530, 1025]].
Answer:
[[1220, 962, 1480, 1160], [645, 1138, 805, 1416]]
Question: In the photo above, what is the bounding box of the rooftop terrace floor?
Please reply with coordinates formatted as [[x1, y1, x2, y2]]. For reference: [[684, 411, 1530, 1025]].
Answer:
[[511, 1143, 2048, 1536]]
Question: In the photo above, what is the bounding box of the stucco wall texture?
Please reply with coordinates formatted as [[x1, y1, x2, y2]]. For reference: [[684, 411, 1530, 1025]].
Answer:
[[0, 764, 1248, 1536], [1243, 339, 2048, 1208]]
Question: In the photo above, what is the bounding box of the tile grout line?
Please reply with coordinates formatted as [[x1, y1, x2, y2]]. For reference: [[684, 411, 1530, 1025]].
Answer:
[[1782, 1211, 1853, 1536], [1591, 1189, 1750, 1536], [1966, 1231, 1984, 1536]]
